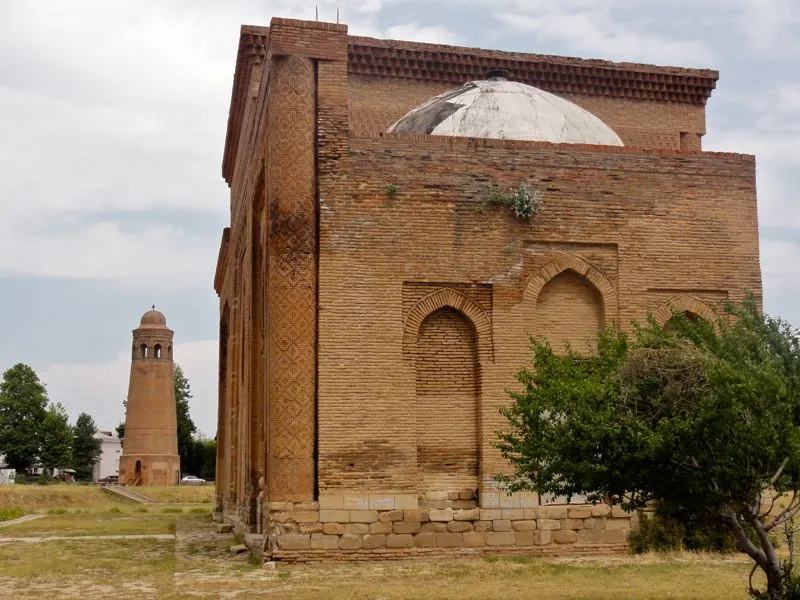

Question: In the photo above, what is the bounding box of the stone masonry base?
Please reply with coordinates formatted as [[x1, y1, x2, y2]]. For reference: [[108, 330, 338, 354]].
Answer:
[[260, 495, 635, 562]]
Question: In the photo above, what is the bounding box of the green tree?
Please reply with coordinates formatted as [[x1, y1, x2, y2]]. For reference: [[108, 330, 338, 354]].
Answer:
[[72, 412, 101, 480], [498, 299, 800, 598], [115, 421, 125, 447], [174, 364, 197, 473], [0, 363, 49, 471], [39, 402, 73, 475]]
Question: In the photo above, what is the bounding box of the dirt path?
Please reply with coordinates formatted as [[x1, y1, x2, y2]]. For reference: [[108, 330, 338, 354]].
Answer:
[[0, 533, 175, 543], [0, 514, 44, 528]]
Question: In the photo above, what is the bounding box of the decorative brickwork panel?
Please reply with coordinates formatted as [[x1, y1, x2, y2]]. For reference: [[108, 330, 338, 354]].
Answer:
[[534, 271, 604, 355], [266, 54, 317, 502], [416, 308, 480, 493]]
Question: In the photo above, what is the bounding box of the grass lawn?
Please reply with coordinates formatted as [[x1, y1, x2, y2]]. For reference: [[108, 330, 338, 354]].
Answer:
[[0, 486, 767, 599], [137, 485, 214, 504], [0, 484, 132, 511]]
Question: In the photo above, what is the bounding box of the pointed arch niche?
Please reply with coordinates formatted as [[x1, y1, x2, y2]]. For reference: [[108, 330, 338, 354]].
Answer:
[[524, 254, 617, 354], [653, 295, 715, 329], [403, 288, 493, 494]]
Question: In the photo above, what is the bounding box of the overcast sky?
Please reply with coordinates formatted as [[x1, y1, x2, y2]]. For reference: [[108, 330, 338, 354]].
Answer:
[[0, 0, 798, 437]]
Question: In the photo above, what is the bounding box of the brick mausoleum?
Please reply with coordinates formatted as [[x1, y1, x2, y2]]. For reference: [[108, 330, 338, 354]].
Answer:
[[213, 17, 762, 561]]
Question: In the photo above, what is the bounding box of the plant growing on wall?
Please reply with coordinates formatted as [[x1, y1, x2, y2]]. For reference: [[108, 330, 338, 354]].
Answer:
[[497, 299, 800, 599], [488, 182, 544, 222]]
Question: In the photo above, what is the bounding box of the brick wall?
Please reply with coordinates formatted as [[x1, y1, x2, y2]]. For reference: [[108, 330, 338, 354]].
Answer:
[[214, 18, 761, 560], [416, 307, 480, 495]]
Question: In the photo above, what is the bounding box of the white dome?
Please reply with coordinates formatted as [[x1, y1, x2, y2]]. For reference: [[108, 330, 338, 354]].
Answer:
[[388, 77, 624, 146]]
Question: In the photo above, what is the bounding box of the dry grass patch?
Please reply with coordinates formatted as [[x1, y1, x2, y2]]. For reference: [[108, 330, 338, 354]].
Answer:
[[0, 485, 132, 511], [139, 485, 214, 504], [0, 511, 177, 537], [0, 537, 174, 599], [171, 554, 755, 600]]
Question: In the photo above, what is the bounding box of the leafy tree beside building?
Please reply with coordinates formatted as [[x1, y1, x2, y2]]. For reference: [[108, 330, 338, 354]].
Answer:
[[498, 299, 800, 598], [0, 363, 49, 471], [72, 412, 101, 480], [39, 402, 73, 475]]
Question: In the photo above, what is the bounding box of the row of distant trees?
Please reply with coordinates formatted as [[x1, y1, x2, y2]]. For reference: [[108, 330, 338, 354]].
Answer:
[[0, 363, 101, 479]]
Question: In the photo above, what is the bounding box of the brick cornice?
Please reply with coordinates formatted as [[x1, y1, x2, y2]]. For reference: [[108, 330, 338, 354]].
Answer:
[[214, 227, 231, 296], [348, 37, 718, 106]]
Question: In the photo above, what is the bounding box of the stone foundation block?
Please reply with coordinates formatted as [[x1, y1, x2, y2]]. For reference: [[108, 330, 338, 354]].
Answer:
[[537, 519, 561, 530], [322, 522, 345, 535], [591, 504, 611, 517], [379, 509, 404, 522], [446, 521, 472, 533], [298, 522, 323, 534], [463, 531, 486, 547], [362, 534, 386, 549], [320, 510, 349, 523], [429, 508, 454, 522], [480, 509, 502, 521], [413, 532, 437, 547], [481, 492, 500, 509], [277, 534, 310, 550], [437, 532, 463, 547], [453, 508, 479, 521], [474, 520, 492, 532], [611, 506, 630, 518], [421, 522, 447, 533], [492, 519, 512, 532], [404, 509, 429, 522], [499, 494, 520, 509], [294, 502, 319, 511], [393, 521, 421, 534], [511, 520, 537, 531], [543, 506, 568, 519], [459, 490, 476, 500], [339, 534, 361, 550], [606, 518, 632, 530], [486, 531, 515, 546], [447, 491, 461, 500], [310, 534, 339, 550], [535, 531, 551, 545], [267, 502, 294, 512], [424, 491, 449, 501], [452, 500, 477, 510], [583, 517, 605, 530], [523, 508, 541, 519], [519, 492, 539, 508], [501, 509, 525, 520], [562, 518, 585, 530], [553, 530, 578, 544], [350, 510, 379, 523], [369, 495, 395, 510], [342, 495, 370, 510], [394, 494, 418, 510], [386, 534, 413, 548], [345, 523, 369, 536], [370, 521, 392, 534], [568, 506, 593, 519], [515, 531, 535, 546], [318, 495, 344, 510]]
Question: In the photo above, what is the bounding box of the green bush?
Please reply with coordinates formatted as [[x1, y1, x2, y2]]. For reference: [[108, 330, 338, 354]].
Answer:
[[0, 507, 24, 521]]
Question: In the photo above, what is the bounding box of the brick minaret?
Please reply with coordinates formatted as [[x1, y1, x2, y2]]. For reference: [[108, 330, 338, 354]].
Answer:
[[119, 307, 180, 486]]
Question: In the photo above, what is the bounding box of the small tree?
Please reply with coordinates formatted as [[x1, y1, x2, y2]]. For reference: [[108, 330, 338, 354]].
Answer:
[[0, 363, 49, 471], [498, 299, 800, 598], [39, 402, 73, 475], [72, 412, 102, 480], [174, 364, 197, 472]]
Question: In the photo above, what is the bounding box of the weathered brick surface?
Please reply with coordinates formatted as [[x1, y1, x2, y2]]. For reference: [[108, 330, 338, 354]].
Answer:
[[215, 17, 760, 561]]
